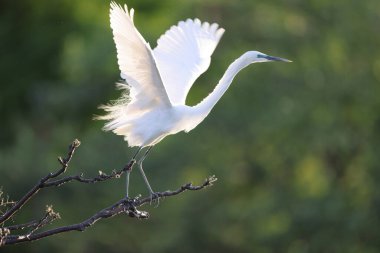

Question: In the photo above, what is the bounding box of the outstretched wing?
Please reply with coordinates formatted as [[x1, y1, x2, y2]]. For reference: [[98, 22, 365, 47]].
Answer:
[[99, 3, 172, 132], [110, 2, 171, 114], [153, 19, 225, 105]]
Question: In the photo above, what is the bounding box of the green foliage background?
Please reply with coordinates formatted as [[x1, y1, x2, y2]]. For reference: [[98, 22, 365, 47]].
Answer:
[[1, 0, 380, 252]]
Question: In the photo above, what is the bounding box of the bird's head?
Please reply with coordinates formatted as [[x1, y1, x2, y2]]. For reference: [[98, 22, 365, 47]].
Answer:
[[247, 51, 292, 63]]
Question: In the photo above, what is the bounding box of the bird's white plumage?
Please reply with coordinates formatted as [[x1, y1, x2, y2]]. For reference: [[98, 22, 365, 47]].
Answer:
[[100, 3, 174, 145], [105, 3, 171, 119], [153, 19, 225, 105], [99, 2, 289, 148]]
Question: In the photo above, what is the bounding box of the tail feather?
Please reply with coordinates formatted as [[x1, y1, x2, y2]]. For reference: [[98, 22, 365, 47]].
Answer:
[[94, 82, 131, 122]]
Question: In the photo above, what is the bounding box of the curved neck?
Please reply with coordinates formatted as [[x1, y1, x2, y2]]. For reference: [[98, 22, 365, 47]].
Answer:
[[193, 52, 254, 116]]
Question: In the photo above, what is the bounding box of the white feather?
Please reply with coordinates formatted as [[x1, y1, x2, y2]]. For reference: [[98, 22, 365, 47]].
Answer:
[[99, 3, 172, 146], [98, 2, 289, 148], [153, 19, 225, 105]]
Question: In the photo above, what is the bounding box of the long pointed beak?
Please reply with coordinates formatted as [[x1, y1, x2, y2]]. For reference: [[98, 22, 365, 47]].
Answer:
[[264, 55, 292, 62]]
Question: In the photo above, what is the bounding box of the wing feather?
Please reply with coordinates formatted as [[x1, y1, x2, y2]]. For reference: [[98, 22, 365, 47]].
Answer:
[[100, 2, 171, 131], [153, 19, 225, 105]]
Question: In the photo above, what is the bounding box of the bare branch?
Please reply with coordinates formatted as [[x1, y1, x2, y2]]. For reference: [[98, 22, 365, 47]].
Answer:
[[136, 175, 218, 206], [0, 139, 217, 246], [42, 160, 135, 188], [6, 220, 41, 232], [27, 205, 61, 236], [0, 139, 80, 225], [2, 176, 216, 245]]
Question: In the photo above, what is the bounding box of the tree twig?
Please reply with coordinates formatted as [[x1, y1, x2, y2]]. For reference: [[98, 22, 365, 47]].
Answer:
[[2, 176, 216, 245], [5, 205, 60, 232], [0, 139, 80, 225], [0, 139, 217, 246], [42, 160, 135, 188]]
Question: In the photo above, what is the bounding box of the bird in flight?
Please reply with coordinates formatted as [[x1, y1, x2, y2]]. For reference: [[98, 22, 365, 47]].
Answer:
[[98, 2, 290, 200]]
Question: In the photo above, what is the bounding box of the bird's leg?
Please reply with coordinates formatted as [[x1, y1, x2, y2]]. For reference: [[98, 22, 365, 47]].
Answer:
[[126, 170, 130, 198], [137, 147, 160, 204], [126, 147, 142, 199]]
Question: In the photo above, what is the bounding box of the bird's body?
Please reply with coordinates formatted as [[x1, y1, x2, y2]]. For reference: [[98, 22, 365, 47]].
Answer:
[[98, 2, 290, 198], [113, 104, 204, 147], [103, 50, 272, 147]]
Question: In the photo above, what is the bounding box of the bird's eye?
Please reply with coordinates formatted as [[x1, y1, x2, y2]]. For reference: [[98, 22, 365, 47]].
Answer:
[[257, 54, 266, 59]]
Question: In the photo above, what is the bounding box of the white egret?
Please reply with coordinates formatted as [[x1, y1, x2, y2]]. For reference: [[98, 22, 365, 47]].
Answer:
[[98, 2, 290, 199]]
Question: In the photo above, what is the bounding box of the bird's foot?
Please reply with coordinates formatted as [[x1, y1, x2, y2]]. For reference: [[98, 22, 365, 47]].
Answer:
[[125, 194, 141, 204], [124, 195, 149, 219], [149, 192, 161, 207]]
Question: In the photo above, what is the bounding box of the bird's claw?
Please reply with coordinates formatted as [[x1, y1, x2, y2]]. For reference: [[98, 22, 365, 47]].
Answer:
[[125, 194, 141, 204], [125, 201, 149, 219], [149, 192, 160, 207]]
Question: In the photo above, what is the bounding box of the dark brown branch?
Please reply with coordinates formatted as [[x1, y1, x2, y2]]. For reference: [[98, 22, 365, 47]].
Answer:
[[0, 139, 217, 246], [2, 176, 216, 245], [136, 175, 218, 206], [0, 139, 80, 225], [6, 219, 40, 231], [26, 205, 61, 235], [42, 160, 135, 188], [5, 205, 60, 236]]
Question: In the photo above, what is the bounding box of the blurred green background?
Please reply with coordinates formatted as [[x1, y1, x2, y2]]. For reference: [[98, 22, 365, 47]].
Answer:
[[1, 0, 380, 252]]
